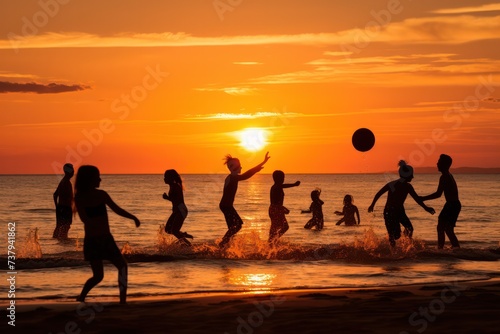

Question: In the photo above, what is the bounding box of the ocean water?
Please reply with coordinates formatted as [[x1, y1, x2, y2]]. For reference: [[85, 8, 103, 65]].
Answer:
[[1, 173, 499, 302]]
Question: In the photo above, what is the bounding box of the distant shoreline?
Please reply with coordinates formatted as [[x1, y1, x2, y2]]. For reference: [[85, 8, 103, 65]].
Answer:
[[413, 167, 500, 174]]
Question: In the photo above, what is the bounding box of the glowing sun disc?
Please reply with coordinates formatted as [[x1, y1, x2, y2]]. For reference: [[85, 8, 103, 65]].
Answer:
[[240, 128, 268, 151]]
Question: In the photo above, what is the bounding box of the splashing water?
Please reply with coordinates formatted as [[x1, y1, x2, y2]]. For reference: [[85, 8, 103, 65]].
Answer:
[[152, 225, 430, 262], [339, 227, 426, 261], [18, 228, 43, 258], [192, 231, 313, 261], [156, 224, 193, 254]]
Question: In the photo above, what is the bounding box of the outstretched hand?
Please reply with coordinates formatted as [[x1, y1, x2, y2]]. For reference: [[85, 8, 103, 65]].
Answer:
[[133, 216, 141, 227], [426, 206, 435, 215], [294, 181, 301, 186], [368, 205, 374, 213], [262, 152, 271, 164]]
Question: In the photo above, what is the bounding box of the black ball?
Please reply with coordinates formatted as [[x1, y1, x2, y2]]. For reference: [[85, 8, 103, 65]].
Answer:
[[352, 128, 375, 152]]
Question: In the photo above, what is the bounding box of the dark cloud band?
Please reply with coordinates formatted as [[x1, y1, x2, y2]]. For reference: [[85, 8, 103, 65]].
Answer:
[[0, 81, 90, 94]]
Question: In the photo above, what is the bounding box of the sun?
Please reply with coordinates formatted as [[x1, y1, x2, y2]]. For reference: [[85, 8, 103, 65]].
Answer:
[[239, 128, 269, 152]]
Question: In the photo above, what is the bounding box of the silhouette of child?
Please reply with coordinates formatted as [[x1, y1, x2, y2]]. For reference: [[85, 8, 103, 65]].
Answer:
[[219, 152, 270, 248], [268, 170, 300, 244], [53, 163, 74, 239], [302, 189, 324, 230], [335, 194, 360, 226], [163, 169, 193, 246], [420, 154, 461, 249], [74, 165, 140, 304], [368, 160, 435, 247]]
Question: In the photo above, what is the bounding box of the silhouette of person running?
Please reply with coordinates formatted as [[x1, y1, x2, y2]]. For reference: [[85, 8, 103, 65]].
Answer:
[[420, 154, 461, 249], [74, 165, 140, 304], [163, 169, 192, 246], [368, 160, 435, 247], [53, 163, 74, 239], [335, 194, 360, 226], [302, 189, 324, 230], [268, 170, 300, 244], [219, 152, 270, 248]]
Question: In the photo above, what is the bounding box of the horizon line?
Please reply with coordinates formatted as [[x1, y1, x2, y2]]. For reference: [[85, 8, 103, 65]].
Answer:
[[2, 167, 500, 176]]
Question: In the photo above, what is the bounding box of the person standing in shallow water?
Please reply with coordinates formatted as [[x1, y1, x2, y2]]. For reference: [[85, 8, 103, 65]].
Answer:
[[219, 152, 270, 248], [335, 194, 360, 226], [74, 165, 140, 304], [420, 154, 461, 249], [163, 169, 193, 246], [53, 163, 74, 239], [268, 170, 300, 244], [368, 160, 435, 247], [302, 189, 324, 230]]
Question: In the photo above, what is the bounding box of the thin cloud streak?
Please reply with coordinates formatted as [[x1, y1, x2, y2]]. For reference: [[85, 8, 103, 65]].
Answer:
[[432, 3, 500, 14], [0, 72, 39, 79], [184, 112, 302, 120], [1, 14, 499, 50], [250, 54, 500, 86], [233, 62, 263, 65], [195, 87, 261, 96]]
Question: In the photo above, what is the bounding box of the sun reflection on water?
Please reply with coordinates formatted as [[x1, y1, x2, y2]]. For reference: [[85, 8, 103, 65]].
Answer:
[[222, 267, 277, 293]]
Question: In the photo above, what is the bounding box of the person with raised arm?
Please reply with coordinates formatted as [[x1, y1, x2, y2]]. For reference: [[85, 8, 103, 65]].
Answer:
[[219, 152, 270, 248]]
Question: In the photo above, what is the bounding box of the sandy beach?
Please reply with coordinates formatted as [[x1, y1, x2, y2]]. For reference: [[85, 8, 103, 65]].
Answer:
[[3, 278, 499, 334]]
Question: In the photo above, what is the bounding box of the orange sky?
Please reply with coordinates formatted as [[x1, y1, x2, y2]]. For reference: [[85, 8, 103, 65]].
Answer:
[[1, 0, 500, 174]]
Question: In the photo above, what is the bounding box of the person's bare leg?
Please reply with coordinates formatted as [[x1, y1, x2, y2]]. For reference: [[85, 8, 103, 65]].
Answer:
[[77, 260, 104, 302], [110, 256, 128, 304]]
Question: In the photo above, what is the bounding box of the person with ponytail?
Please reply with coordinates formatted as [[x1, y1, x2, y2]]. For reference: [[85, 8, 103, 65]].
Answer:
[[163, 169, 193, 246], [368, 160, 435, 247], [74, 165, 140, 304], [219, 152, 270, 248]]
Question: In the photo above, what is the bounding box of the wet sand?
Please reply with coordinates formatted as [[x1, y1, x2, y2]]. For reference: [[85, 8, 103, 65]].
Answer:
[[4, 278, 500, 334]]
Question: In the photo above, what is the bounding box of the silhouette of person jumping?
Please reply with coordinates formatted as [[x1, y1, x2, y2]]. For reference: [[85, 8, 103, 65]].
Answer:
[[163, 169, 192, 246], [420, 154, 461, 249], [302, 189, 324, 230], [53, 163, 74, 239], [268, 170, 300, 244], [368, 160, 435, 247], [74, 165, 140, 304], [219, 152, 270, 248], [335, 194, 360, 226]]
